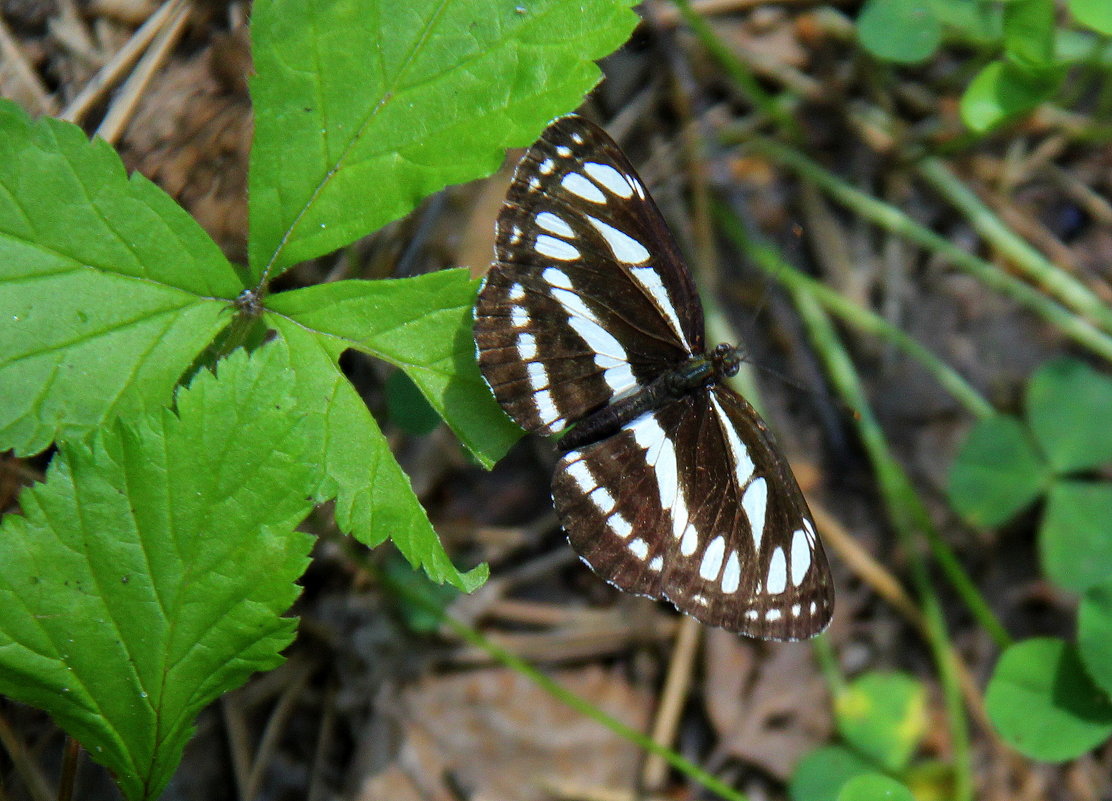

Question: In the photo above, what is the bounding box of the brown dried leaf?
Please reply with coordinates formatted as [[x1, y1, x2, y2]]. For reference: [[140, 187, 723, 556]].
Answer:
[[119, 29, 251, 262], [356, 665, 652, 801], [703, 630, 832, 779]]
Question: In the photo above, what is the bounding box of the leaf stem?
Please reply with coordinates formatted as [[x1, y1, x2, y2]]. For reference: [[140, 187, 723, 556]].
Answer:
[[712, 201, 994, 420], [787, 285, 975, 801], [669, 0, 801, 139], [59, 736, 80, 801], [915, 157, 1112, 338], [812, 633, 846, 697], [734, 134, 1112, 363]]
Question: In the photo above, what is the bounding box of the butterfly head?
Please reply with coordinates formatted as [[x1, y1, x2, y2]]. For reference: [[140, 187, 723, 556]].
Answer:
[[711, 343, 741, 379]]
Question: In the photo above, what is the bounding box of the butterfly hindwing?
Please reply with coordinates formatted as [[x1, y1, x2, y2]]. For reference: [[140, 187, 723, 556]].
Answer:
[[474, 116, 704, 435], [553, 386, 832, 640], [552, 400, 694, 601], [683, 386, 832, 639]]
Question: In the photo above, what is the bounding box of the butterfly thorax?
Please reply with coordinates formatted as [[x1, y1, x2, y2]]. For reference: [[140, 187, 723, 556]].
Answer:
[[558, 343, 741, 453]]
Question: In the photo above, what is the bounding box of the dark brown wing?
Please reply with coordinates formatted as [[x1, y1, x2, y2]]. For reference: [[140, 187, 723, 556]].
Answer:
[[473, 115, 704, 435], [552, 386, 833, 641]]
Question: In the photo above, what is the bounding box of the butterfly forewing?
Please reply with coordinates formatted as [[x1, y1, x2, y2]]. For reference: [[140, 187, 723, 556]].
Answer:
[[474, 115, 835, 640], [474, 116, 704, 435]]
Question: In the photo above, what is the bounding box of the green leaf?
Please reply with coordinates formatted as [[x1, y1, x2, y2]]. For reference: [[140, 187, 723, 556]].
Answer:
[[386, 369, 442, 436], [987, 638, 1112, 763], [1078, 578, 1112, 698], [1070, 0, 1112, 34], [929, 0, 1001, 42], [947, 415, 1050, 527], [0, 342, 316, 801], [837, 774, 916, 801], [1003, 0, 1056, 67], [834, 672, 927, 773], [857, 0, 942, 63], [381, 551, 460, 632], [266, 269, 520, 466], [902, 759, 956, 800], [248, 0, 639, 280], [1027, 357, 1112, 474], [790, 746, 877, 801], [960, 59, 1062, 133], [1039, 480, 1112, 593], [266, 313, 489, 592], [0, 100, 243, 456]]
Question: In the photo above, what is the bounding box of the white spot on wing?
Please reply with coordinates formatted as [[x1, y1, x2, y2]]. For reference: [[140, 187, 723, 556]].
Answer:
[[542, 269, 637, 398], [536, 211, 575, 239], [561, 172, 606, 204], [535, 389, 560, 426], [604, 371, 637, 399], [586, 216, 650, 265], [628, 413, 689, 546], [517, 333, 537, 360], [722, 551, 741, 594], [536, 234, 580, 261], [767, 547, 787, 595], [584, 162, 634, 198], [711, 396, 756, 487], [556, 145, 572, 157], [629, 413, 665, 465], [700, 535, 726, 581], [630, 266, 690, 349], [538, 158, 555, 175], [542, 267, 574, 290], [589, 486, 616, 514], [556, 306, 636, 394], [648, 555, 663, 572], [508, 283, 526, 301], [527, 361, 548, 392], [610, 512, 633, 539], [790, 528, 812, 586], [629, 538, 649, 560], [549, 288, 610, 342], [511, 306, 529, 329], [766, 608, 782, 622], [680, 525, 698, 556], [742, 477, 768, 552], [567, 459, 594, 493], [671, 487, 690, 543]]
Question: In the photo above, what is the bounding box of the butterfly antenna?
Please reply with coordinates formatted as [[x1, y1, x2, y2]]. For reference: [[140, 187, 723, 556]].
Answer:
[[736, 345, 861, 423]]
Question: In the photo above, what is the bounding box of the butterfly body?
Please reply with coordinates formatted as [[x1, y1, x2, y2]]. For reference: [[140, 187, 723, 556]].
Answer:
[[473, 115, 834, 640], [558, 343, 736, 453]]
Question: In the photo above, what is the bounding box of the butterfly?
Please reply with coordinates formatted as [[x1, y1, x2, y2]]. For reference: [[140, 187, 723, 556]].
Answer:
[[472, 115, 833, 640]]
